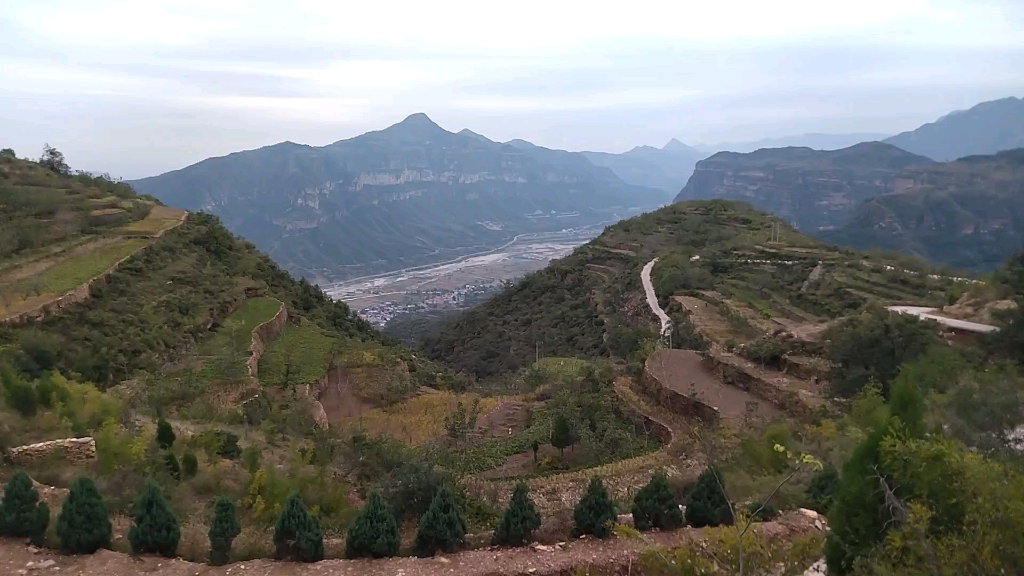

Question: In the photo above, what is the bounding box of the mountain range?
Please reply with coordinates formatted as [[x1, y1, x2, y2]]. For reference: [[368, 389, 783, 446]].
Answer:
[[130, 114, 671, 281], [674, 142, 935, 232], [883, 96, 1024, 161], [581, 139, 706, 193]]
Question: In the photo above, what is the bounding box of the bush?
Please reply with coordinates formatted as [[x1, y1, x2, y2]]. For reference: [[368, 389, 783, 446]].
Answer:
[[492, 482, 542, 547], [156, 418, 176, 449], [0, 470, 41, 537], [685, 467, 733, 528], [208, 498, 241, 566], [274, 493, 323, 562], [128, 481, 180, 557], [632, 471, 683, 531], [806, 466, 840, 513], [220, 432, 242, 460], [573, 476, 616, 538], [181, 452, 199, 479], [383, 459, 449, 522], [414, 485, 467, 557], [56, 477, 112, 554], [164, 452, 181, 481], [345, 491, 400, 559], [3, 373, 38, 417], [746, 501, 779, 521], [31, 501, 49, 547], [551, 413, 574, 456]]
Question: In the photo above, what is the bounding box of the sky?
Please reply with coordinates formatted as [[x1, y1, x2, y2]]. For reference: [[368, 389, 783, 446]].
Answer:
[[1, 0, 1023, 179]]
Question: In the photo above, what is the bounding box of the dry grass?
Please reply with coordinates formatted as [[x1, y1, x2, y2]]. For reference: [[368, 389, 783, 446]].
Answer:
[[235, 524, 275, 561], [117, 205, 187, 236], [177, 518, 211, 563], [336, 392, 514, 445]]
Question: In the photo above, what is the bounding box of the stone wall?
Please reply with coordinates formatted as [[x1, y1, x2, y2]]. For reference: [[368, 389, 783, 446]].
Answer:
[[640, 359, 720, 423], [8, 437, 96, 466], [702, 353, 812, 416], [246, 301, 288, 379], [612, 387, 674, 444], [304, 368, 333, 430]]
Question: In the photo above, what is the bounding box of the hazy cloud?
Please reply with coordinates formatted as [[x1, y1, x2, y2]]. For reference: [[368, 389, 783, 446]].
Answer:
[[1, 0, 1022, 178]]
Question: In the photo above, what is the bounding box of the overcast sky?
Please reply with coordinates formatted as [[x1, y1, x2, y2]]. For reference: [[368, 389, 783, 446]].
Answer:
[[2, 0, 1023, 179]]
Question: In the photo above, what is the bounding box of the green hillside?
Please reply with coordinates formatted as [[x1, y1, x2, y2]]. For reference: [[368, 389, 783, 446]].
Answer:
[[423, 200, 962, 378]]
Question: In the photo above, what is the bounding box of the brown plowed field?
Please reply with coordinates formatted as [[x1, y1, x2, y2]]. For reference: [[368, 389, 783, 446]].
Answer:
[[646, 349, 780, 421]]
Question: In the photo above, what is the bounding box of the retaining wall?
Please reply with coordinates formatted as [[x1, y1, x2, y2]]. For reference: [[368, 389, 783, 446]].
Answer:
[[246, 301, 288, 379], [8, 437, 96, 466], [640, 358, 720, 423], [701, 353, 811, 416]]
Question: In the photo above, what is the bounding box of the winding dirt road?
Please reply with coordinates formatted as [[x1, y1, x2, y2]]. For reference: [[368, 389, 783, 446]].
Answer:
[[641, 258, 671, 337]]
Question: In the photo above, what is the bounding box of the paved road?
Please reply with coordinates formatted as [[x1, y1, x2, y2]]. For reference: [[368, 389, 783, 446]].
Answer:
[[887, 305, 999, 333], [641, 258, 672, 336]]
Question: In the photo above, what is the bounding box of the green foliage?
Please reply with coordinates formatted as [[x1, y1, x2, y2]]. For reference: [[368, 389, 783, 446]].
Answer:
[[2, 370, 38, 417], [30, 501, 49, 547], [824, 429, 887, 574], [273, 493, 324, 562], [443, 398, 481, 443], [413, 485, 467, 557], [805, 466, 840, 514], [746, 501, 778, 521], [491, 482, 542, 547], [0, 470, 40, 537], [241, 445, 262, 473], [155, 418, 176, 449], [128, 481, 180, 557], [551, 412, 574, 456], [181, 452, 198, 479], [825, 307, 941, 397], [208, 498, 241, 566], [56, 476, 112, 554], [163, 452, 181, 481], [259, 324, 337, 388], [632, 471, 683, 531], [345, 491, 400, 559], [573, 476, 616, 538], [685, 467, 733, 528], [382, 459, 450, 522]]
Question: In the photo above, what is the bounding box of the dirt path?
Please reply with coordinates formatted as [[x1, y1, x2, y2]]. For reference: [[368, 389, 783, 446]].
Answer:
[[0, 513, 825, 576], [641, 259, 671, 337]]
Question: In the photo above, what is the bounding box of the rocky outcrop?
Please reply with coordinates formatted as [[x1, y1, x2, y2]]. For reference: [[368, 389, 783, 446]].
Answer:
[[246, 301, 287, 379], [8, 437, 96, 466], [674, 142, 933, 232], [612, 387, 673, 444]]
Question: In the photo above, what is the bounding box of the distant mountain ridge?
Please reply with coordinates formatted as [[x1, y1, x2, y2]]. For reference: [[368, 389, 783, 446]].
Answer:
[[673, 142, 934, 232], [822, 148, 1024, 271], [581, 139, 707, 193], [695, 133, 892, 154], [883, 97, 1024, 161], [131, 114, 671, 281]]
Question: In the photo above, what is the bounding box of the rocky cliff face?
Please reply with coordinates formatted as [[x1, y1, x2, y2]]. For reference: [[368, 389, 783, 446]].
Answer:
[[673, 142, 934, 232], [822, 148, 1024, 271], [131, 114, 669, 280]]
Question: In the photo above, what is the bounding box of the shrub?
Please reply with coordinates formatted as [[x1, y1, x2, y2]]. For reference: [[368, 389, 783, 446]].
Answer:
[[413, 485, 467, 557], [551, 413, 574, 456], [182, 452, 199, 479], [747, 501, 779, 521], [345, 491, 400, 559], [573, 476, 616, 538], [806, 466, 840, 513], [274, 493, 323, 562], [220, 432, 242, 460], [164, 452, 181, 481], [3, 374, 38, 417], [31, 502, 49, 547], [632, 471, 683, 531], [383, 459, 449, 522], [156, 418, 176, 449], [56, 477, 112, 554], [128, 481, 180, 557], [0, 470, 41, 537], [242, 446, 261, 473], [208, 498, 241, 566], [491, 482, 542, 547], [685, 467, 733, 528]]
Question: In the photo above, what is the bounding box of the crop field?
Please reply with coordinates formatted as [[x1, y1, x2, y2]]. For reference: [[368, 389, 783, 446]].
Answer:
[[337, 391, 509, 446], [259, 323, 337, 386], [116, 205, 187, 236], [195, 297, 282, 382]]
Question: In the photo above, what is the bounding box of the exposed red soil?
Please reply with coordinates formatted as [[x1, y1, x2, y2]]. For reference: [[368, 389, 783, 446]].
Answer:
[[318, 367, 374, 424]]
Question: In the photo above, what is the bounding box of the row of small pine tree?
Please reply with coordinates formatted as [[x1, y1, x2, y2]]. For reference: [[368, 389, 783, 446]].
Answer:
[[3, 467, 736, 564]]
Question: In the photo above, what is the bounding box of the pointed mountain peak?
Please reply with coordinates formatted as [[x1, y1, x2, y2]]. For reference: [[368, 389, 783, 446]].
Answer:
[[458, 128, 494, 144], [368, 112, 451, 143], [390, 112, 443, 131], [663, 138, 695, 152]]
